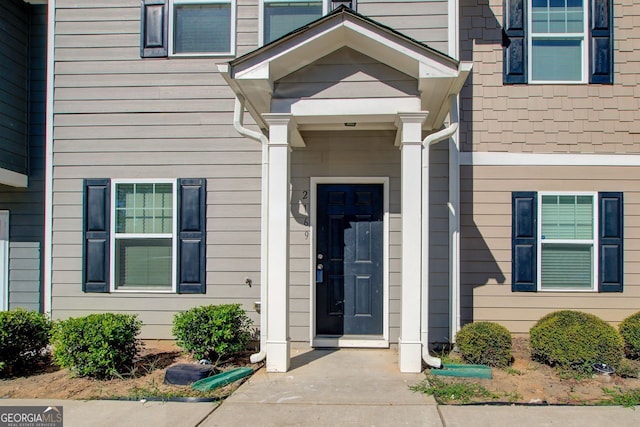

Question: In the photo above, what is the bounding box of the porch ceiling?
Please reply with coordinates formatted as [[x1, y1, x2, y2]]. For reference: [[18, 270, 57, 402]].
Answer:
[[218, 7, 472, 145]]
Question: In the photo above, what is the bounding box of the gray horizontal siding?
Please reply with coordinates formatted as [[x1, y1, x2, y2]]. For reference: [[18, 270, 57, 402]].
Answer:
[[51, 0, 453, 339], [51, 6, 265, 336], [0, 0, 29, 175], [2, 4, 48, 312], [359, 0, 449, 54]]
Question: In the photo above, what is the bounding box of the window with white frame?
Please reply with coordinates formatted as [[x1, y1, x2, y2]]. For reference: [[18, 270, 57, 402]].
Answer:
[[262, 0, 325, 45], [512, 191, 622, 293], [171, 0, 234, 55], [539, 194, 596, 290], [113, 181, 176, 291], [529, 0, 587, 82]]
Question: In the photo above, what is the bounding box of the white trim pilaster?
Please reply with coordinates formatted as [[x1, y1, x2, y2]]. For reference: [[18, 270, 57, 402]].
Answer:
[[0, 211, 9, 311], [262, 114, 293, 372], [397, 112, 427, 373]]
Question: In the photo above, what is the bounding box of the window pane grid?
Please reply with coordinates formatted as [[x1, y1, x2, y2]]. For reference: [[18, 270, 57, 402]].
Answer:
[[541, 195, 593, 240], [115, 183, 173, 235], [531, 0, 583, 34]]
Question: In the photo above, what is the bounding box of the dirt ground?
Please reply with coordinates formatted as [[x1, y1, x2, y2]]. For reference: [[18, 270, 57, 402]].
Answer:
[[433, 337, 640, 405], [2, 338, 639, 404], [0, 341, 261, 400]]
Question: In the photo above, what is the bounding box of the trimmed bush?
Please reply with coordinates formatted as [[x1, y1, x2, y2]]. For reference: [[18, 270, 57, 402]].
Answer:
[[51, 313, 142, 379], [455, 321, 513, 367], [173, 304, 252, 362], [530, 310, 624, 373], [619, 311, 640, 359], [0, 308, 51, 376]]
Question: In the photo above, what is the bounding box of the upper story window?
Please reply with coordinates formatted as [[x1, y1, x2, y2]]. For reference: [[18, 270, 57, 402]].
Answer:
[[263, 0, 324, 45], [172, 0, 234, 55], [529, 0, 586, 83], [260, 0, 354, 45], [141, 0, 235, 58], [502, 0, 612, 84]]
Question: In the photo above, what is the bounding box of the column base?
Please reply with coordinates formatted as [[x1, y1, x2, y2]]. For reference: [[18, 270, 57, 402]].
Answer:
[[266, 339, 291, 372], [398, 339, 423, 373]]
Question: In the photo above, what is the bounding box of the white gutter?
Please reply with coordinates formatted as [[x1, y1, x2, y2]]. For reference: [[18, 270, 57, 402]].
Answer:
[[421, 122, 459, 369], [232, 96, 269, 364], [43, 0, 55, 316]]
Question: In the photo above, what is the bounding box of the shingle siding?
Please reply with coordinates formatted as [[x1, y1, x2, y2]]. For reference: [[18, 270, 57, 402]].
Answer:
[[459, 0, 640, 154]]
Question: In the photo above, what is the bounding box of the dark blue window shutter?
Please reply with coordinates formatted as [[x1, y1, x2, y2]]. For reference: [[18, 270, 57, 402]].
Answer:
[[599, 192, 623, 292], [141, 0, 168, 58], [589, 0, 613, 84], [512, 192, 537, 291], [177, 178, 207, 294], [83, 179, 111, 293], [503, 0, 527, 84]]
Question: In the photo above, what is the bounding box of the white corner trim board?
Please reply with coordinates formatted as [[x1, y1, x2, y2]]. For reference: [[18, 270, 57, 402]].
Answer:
[[43, 0, 55, 316], [461, 152, 640, 166]]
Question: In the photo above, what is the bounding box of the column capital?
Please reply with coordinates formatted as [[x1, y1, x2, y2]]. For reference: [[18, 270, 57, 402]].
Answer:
[[262, 113, 294, 127], [395, 112, 429, 147], [262, 113, 294, 147], [396, 112, 429, 124]]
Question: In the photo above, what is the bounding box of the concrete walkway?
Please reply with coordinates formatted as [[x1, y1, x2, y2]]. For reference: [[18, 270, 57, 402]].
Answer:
[[202, 347, 440, 427], [3, 348, 640, 426]]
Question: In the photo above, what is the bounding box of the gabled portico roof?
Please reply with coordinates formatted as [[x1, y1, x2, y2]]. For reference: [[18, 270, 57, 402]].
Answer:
[[218, 7, 472, 144]]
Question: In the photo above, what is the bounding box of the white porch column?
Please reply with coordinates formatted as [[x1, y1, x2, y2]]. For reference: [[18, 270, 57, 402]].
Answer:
[[263, 114, 292, 372], [397, 112, 428, 373]]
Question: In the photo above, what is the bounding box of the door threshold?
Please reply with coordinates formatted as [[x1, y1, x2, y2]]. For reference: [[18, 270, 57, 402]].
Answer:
[[312, 335, 389, 348]]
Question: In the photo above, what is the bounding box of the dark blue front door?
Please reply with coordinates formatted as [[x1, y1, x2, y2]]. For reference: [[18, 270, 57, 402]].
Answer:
[[316, 184, 384, 336]]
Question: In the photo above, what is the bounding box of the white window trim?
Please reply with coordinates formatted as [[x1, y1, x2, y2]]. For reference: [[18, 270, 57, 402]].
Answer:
[[527, 0, 589, 84], [169, 0, 236, 57], [259, 0, 329, 46], [536, 192, 598, 292], [110, 179, 178, 293]]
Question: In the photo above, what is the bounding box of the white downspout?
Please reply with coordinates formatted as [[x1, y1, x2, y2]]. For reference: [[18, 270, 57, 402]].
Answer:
[[421, 122, 459, 369], [232, 96, 269, 364], [448, 96, 461, 344]]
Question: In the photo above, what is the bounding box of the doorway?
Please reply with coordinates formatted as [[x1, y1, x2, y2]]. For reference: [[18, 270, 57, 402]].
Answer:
[[314, 183, 384, 338]]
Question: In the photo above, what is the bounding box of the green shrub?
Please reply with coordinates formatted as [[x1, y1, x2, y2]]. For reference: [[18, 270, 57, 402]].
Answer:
[[0, 308, 51, 376], [51, 313, 141, 379], [530, 310, 624, 373], [619, 311, 640, 359], [455, 321, 513, 367], [173, 304, 252, 362], [617, 359, 640, 379]]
